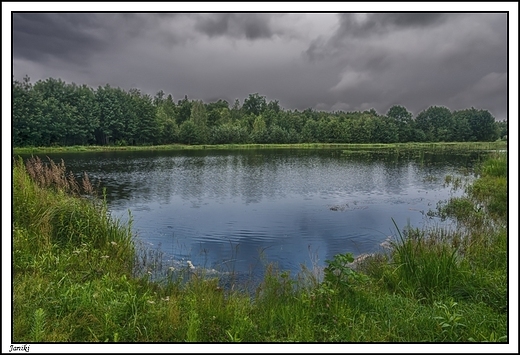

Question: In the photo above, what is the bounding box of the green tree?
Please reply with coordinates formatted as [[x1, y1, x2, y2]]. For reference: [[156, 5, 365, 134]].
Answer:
[[209, 123, 249, 144], [451, 109, 474, 141], [230, 99, 242, 122], [243, 93, 267, 116], [372, 116, 398, 143], [206, 99, 229, 127], [301, 119, 319, 143], [315, 118, 330, 142], [153, 90, 165, 106], [450, 108, 498, 142], [128, 89, 157, 145], [218, 107, 232, 126], [496, 120, 507, 140], [178, 120, 200, 145], [73, 84, 99, 145], [415, 106, 453, 142], [251, 115, 269, 143], [318, 117, 348, 143], [32, 78, 72, 145], [156, 107, 179, 144], [15, 77, 100, 146], [267, 99, 281, 113], [177, 96, 192, 125], [346, 113, 375, 143], [190, 99, 207, 127], [12, 76, 45, 147], [156, 94, 178, 144], [268, 125, 289, 143], [12, 74, 504, 147], [95, 84, 125, 145], [190, 100, 209, 143], [386, 105, 414, 142], [467, 108, 498, 142]]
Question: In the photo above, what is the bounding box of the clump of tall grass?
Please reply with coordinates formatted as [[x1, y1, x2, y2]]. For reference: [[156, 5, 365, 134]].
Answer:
[[14, 157, 132, 252], [479, 152, 507, 178], [385, 221, 463, 301], [450, 151, 507, 224], [24, 156, 95, 196]]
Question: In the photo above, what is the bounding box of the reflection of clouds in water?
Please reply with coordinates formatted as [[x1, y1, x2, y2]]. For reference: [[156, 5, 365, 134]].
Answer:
[[77, 152, 464, 208], [39, 149, 482, 276]]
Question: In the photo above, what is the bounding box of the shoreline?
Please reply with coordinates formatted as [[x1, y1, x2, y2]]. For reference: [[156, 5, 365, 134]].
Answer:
[[13, 141, 507, 155]]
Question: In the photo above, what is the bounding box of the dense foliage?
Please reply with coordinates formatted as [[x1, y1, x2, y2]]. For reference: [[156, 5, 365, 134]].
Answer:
[[13, 77, 505, 147]]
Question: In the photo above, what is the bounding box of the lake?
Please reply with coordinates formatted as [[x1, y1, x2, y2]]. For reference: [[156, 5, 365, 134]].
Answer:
[[31, 148, 484, 282]]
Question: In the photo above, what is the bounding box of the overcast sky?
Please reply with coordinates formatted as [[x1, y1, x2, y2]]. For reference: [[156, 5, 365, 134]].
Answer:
[[8, 8, 512, 120]]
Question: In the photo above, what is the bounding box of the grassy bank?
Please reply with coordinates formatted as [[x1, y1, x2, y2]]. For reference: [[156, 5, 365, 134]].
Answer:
[[13, 141, 507, 155], [12, 153, 507, 343]]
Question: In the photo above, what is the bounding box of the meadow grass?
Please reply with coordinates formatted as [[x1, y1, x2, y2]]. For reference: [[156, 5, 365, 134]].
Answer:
[[13, 141, 507, 155], [12, 152, 508, 342]]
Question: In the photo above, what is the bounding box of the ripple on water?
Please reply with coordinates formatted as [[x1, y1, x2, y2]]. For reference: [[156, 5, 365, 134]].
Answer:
[[46, 149, 478, 278]]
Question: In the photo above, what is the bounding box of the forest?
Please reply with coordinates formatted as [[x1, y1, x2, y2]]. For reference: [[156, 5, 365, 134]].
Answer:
[[12, 76, 507, 147]]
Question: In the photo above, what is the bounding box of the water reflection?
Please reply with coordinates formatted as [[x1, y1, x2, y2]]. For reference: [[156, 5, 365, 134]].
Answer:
[[25, 149, 484, 279]]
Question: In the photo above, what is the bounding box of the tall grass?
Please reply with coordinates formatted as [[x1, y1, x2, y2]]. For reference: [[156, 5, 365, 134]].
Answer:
[[12, 153, 507, 343], [13, 157, 135, 341], [13, 141, 507, 155], [387, 221, 462, 301]]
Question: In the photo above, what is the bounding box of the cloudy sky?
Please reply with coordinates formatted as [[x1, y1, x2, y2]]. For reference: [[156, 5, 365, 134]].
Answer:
[[7, 5, 514, 121]]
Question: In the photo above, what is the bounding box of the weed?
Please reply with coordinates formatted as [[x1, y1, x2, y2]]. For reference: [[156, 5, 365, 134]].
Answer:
[[323, 252, 368, 293], [433, 299, 466, 341], [30, 308, 46, 342]]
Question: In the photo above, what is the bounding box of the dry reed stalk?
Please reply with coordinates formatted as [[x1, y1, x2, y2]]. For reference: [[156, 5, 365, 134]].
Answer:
[[24, 156, 96, 197]]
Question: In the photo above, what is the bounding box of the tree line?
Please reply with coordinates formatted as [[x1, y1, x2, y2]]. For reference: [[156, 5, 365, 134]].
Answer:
[[12, 76, 507, 147]]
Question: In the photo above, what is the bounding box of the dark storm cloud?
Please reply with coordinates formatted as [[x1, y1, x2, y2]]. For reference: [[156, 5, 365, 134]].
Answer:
[[194, 13, 283, 40], [304, 13, 448, 60], [335, 13, 448, 37], [305, 13, 449, 61], [12, 13, 188, 65], [13, 13, 111, 64], [304, 13, 507, 119]]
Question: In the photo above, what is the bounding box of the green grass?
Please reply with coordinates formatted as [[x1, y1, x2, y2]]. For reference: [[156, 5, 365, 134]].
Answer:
[[13, 141, 507, 155], [12, 152, 508, 342]]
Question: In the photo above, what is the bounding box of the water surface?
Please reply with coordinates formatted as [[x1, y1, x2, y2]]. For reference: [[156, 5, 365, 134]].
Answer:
[[32, 149, 482, 280]]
